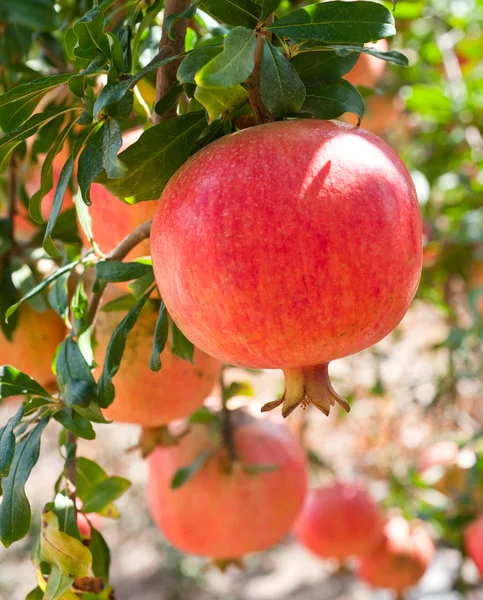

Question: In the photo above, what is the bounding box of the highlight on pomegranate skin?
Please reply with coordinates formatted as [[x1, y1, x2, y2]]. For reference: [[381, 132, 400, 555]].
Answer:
[[150, 119, 423, 418]]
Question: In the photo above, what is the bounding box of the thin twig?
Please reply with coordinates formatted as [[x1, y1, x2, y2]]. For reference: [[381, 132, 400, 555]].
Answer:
[[7, 154, 17, 248], [153, 0, 191, 124], [87, 218, 152, 325], [247, 16, 275, 124]]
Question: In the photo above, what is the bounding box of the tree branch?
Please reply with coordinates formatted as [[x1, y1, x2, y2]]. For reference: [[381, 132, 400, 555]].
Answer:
[[153, 0, 191, 124], [87, 218, 152, 325], [247, 18, 275, 125]]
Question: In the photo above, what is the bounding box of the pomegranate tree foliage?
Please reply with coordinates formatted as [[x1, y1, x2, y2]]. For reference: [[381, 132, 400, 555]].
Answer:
[[0, 0, 480, 597]]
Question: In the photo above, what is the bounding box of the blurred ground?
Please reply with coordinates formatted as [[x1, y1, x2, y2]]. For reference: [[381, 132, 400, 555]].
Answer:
[[0, 300, 482, 600]]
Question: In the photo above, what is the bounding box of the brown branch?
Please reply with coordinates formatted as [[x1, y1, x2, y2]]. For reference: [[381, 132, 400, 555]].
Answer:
[[247, 17, 275, 125], [153, 0, 191, 124], [87, 218, 152, 325]]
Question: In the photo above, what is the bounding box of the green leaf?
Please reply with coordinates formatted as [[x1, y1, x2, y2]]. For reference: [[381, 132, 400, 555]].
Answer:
[[332, 44, 409, 67], [101, 119, 126, 179], [97, 289, 153, 407], [26, 587, 44, 600], [0, 366, 51, 400], [0, 263, 19, 340], [73, 7, 110, 62], [101, 295, 138, 312], [189, 406, 219, 424], [94, 261, 153, 285], [43, 565, 74, 600], [260, 0, 280, 21], [150, 302, 169, 372], [90, 528, 110, 582], [194, 85, 248, 121], [195, 27, 257, 89], [0, 93, 44, 134], [56, 338, 97, 408], [40, 509, 92, 578], [199, 0, 259, 28], [53, 409, 96, 441], [43, 156, 75, 258], [6, 255, 86, 320], [178, 46, 222, 84], [241, 462, 278, 474], [171, 321, 194, 364], [222, 381, 254, 402], [291, 49, 359, 86], [267, 1, 395, 43], [0, 404, 24, 477], [165, 3, 199, 40], [48, 273, 70, 323], [260, 40, 305, 117], [53, 493, 80, 540], [81, 477, 131, 514], [0, 0, 61, 31], [0, 417, 49, 547], [95, 113, 207, 203], [171, 450, 213, 489], [154, 81, 184, 117], [127, 271, 155, 298], [23, 397, 52, 417], [300, 79, 364, 123], [76, 458, 107, 500], [94, 52, 185, 118]]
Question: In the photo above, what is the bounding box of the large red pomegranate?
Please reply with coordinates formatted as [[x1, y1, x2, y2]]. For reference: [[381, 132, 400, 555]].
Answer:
[[465, 515, 483, 576], [95, 289, 220, 427], [151, 120, 422, 417], [293, 483, 385, 560], [147, 413, 307, 558], [83, 128, 156, 259], [358, 516, 435, 591]]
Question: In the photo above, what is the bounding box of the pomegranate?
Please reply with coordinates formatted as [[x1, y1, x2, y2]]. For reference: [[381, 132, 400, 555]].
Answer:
[[293, 483, 385, 560], [358, 516, 435, 591], [465, 515, 483, 576], [83, 128, 156, 259], [151, 120, 422, 417], [0, 304, 65, 389], [147, 413, 307, 558], [345, 40, 389, 88], [95, 290, 220, 427]]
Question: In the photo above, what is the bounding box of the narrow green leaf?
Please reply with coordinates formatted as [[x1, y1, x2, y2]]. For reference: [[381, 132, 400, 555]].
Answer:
[[194, 85, 248, 121], [95, 261, 153, 284], [331, 44, 409, 66], [97, 289, 153, 407], [101, 295, 138, 313], [0, 404, 24, 477], [56, 338, 97, 408], [0, 93, 44, 134], [199, 0, 259, 28], [165, 3, 199, 40], [90, 528, 110, 582], [0, 264, 19, 340], [48, 273, 70, 322], [53, 409, 96, 441], [23, 397, 53, 417], [43, 565, 74, 600], [177, 46, 222, 84], [154, 81, 184, 117], [95, 113, 207, 203], [150, 302, 169, 372], [0, 366, 51, 400], [267, 1, 395, 43], [102, 119, 125, 179], [171, 450, 213, 489], [127, 271, 155, 298], [171, 321, 194, 364], [73, 7, 110, 61], [43, 156, 75, 258], [195, 27, 257, 89], [260, 40, 305, 117], [81, 476, 131, 514], [53, 493, 80, 540], [291, 49, 359, 86], [0, 417, 49, 547], [300, 79, 364, 123]]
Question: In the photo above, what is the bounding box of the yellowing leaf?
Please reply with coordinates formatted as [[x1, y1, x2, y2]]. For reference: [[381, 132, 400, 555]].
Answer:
[[194, 85, 248, 122]]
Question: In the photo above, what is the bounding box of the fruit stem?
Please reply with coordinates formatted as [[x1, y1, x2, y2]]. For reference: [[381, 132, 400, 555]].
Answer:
[[220, 368, 237, 466], [247, 15, 275, 124], [261, 363, 350, 418]]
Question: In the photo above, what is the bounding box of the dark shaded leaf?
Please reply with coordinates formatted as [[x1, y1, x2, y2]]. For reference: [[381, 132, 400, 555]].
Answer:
[[150, 302, 168, 372], [0, 366, 51, 400], [260, 0, 280, 21], [154, 81, 184, 117], [291, 49, 359, 86], [72, 7, 110, 62], [0, 417, 49, 547], [199, 0, 259, 28], [48, 273, 70, 322], [95, 113, 207, 203], [171, 450, 213, 489], [0, 404, 24, 477], [90, 528, 110, 581], [171, 321, 194, 364], [56, 338, 97, 408], [267, 1, 395, 43], [300, 79, 364, 122], [53, 409, 96, 440], [260, 40, 305, 117], [331, 44, 408, 66], [0, 0, 61, 31], [95, 261, 153, 284], [43, 156, 75, 258], [0, 264, 19, 340]]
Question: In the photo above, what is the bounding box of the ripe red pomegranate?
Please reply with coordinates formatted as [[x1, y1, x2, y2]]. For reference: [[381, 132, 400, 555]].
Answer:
[[83, 128, 156, 259], [151, 120, 422, 417], [465, 515, 483, 576], [293, 483, 385, 560], [345, 39, 389, 88], [95, 290, 221, 427], [358, 516, 435, 591], [147, 413, 307, 558]]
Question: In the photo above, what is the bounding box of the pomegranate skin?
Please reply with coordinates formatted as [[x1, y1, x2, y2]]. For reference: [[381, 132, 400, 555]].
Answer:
[[293, 483, 385, 560], [345, 39, 389, 88], [96, 296, 220, 427], [151, 120, 422, 410], [465, 516, 483, 576], [358, 516, 435, 591], [147, 416, 308, 558], [84, 128, 156, 259]]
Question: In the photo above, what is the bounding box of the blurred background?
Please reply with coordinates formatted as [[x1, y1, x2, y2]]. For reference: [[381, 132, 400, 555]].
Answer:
[[0, 0, 482, 598]]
